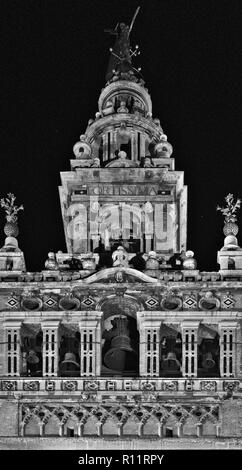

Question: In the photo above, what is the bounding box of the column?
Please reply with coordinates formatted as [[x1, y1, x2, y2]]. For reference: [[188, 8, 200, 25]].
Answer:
[[139, 132, 146, 161], [4, 321, 22, 376], [77, 423, 84, 437], [219, 322, 237, 377], [196, 423, 202, 437], [131, 131, 136, 161], [79, 312, 102, 376], [137, 315, 161, 377], [157, 423, 164, 437], [144, 203, 154, 253], [177, 423, 183, 437], [181, 322, 199, 378], [102, 133, 108, 162], [41, 321, 59, 377]]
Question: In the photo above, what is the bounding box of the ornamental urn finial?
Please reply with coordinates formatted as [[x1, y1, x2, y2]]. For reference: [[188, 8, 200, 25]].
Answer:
[[0, 193, 24, 239], [217, 193, 241, 236]]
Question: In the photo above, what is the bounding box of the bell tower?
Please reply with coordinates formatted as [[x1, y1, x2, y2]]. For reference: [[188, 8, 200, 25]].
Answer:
[[59, 11, 187, 262]]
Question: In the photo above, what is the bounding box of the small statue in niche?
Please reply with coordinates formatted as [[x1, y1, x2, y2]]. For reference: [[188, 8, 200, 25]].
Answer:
[[112, 246, 129, 267], [105, 150, 138, 168], [117, 101, 129, 113]]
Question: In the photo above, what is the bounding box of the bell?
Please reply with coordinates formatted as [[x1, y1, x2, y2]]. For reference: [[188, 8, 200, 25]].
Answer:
[[26, 350, 39, 364], [202, 352, 215, 369], [60, 352, 80, 376], [161, 351, 181, 370], [104, 317, 137, 372]]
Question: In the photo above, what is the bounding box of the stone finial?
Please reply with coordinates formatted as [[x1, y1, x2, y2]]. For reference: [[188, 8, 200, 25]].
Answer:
[[0, 193, 24, 236], [182, 250, 197, 270], [45, 252, 59, 271], [146, 251, 160, 270], [217, 193, 241, 227], [217, 194, 241, 248], [112, 246, 129, 267]]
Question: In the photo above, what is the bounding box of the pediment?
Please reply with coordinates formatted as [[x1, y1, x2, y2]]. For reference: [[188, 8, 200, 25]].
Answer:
[[84, 267, 158, 284]]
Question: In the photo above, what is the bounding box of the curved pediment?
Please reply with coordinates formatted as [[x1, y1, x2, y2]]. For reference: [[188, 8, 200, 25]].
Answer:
[[83, 267, 158, 284]]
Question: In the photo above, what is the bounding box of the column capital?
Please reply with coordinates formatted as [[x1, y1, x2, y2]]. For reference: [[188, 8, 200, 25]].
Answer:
[[3, 320, 22, 328], [218, 322, 238, 329], [181, 321, 200, 329], [41, 320, 60, 329]]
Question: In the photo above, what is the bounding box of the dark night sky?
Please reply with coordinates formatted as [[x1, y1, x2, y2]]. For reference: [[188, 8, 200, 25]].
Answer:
[[0, 0, 242, 272]]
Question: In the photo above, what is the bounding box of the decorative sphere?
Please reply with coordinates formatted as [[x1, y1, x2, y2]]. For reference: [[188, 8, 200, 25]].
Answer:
[[4, 222, 18, 237], [223, 222, 239, 236]]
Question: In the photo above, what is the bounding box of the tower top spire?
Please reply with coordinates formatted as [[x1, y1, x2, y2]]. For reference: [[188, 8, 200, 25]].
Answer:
[[104, 7, 143, 84]]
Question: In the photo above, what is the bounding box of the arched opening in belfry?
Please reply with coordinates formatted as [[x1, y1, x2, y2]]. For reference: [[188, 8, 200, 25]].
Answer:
[[100, 296, 140, 376], [197, 326, 220, 377], [59, 324, 80, 377], [160, 325, 182, 377], [228, 257, 235, 270], [21, 324, 43, 377]]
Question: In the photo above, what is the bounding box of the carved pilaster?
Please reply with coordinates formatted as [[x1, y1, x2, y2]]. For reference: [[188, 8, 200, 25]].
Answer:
[[137, 313, 161, 377], [79, 311, 102, 377], [219, 322, 237, 378], [41, 321, 59, 377], [181, 321, 200, 378], [4, 321, 22, 376]]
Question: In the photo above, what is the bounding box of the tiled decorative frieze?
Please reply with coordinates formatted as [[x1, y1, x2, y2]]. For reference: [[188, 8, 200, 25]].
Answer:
[[106, 381, 117, 391], [45, 380, 55, 391], [23, 381, 40, 391], [221, 295, 235, 309], [2, 380, 17, 391], [200, 381, 217, 392], [6, 296, 19, 309], [141, 381, 156, 391], [81, 297, 95, 308], [185, 380, 194, 391], [62, 380, 77, 391], [223, 381, 240, 392], [145, 297, 159, 309], [183, 296, 197, 309], [162, 380, 178, 391], [84, 380, 99, 391], [43, 297, 57, 309], [0, 378, 241, 394]]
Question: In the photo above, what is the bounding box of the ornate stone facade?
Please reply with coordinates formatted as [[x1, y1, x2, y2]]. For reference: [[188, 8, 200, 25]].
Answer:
[[0, 16, 242, 447]]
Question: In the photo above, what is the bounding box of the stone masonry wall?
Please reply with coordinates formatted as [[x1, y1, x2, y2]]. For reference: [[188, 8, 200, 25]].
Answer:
[[0, 399, 19, 436]]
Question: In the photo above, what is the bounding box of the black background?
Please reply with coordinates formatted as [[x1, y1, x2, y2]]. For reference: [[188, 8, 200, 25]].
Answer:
[[0, 0, 242, 272]]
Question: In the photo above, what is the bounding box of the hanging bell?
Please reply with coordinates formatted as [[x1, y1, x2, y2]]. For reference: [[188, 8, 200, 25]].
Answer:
[[26, 350, 40, 364], [161, 351, 181, 370], [202, 352, 215, 369], [60, 352, 80, 376], [104, 317, 138, 372]]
